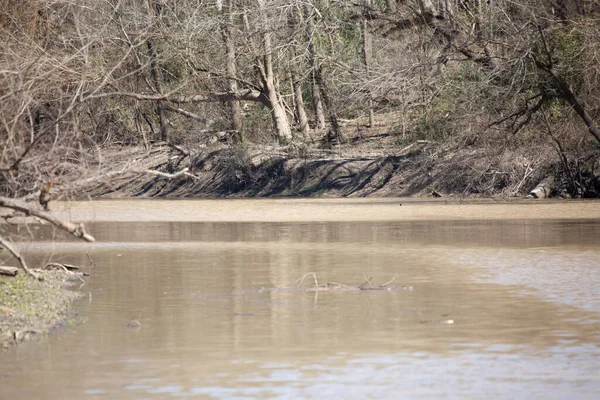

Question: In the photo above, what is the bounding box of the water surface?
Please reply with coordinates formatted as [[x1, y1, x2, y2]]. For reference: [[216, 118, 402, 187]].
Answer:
[[2, 199, 600, 399]]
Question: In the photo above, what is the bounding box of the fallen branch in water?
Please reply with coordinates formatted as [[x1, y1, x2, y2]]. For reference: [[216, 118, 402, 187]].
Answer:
[[295, 273, 398, 291]]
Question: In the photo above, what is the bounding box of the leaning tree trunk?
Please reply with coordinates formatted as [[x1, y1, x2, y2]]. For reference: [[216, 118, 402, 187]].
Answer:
[[256, 0, 292, 142]]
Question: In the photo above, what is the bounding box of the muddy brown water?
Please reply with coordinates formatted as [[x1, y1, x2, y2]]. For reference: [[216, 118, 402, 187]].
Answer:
[[2, 199, 600, 399]]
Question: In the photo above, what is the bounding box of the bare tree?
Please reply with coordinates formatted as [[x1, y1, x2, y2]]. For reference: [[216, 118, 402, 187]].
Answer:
[[361, 0, 375, 127], [253, 0, 293, 141], [304, 3, 326, 130], [217, 0, 244, 132], [288, 4, 310, 137], [145, 0, 169, 142]]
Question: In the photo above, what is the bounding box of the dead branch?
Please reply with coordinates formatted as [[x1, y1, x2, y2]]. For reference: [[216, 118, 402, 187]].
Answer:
[[43, 263, 71, 273], [0, 196, 95, 243], [14, 330, 41, 342], [0, 236, 41, 280], [163, 104, 213, 126], [294, 273, 398, 291], [39, 263, 87, 285], [86, 252, 96, 267], [380, 277, 396, 287], [86, 89, 268, 106], [360, 274, 374, 288], [165, 142, 191, 157], [135, 167, 192, 179], [43, 262, 80, 271], [489, 93, 549, 135], [512, 161, 534, 196], [0, 266, 19, 276], [296, 272, 319, 288], [67, 165, 198, 193]]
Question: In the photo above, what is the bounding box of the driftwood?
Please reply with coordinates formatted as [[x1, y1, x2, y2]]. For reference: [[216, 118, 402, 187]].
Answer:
[[527, 176, 554, 199], [43, 262, 80, 271], [295, 273, 398, 292], [0, 266, 18, 276], [40, 263, 89, 284]]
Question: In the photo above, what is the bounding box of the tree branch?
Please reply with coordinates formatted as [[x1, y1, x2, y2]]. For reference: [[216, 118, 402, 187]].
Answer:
[[87, 89, 269, 106], [163, 104, 213, 125], [532, 26, 600, 145], [133, 167, 195, 179], [0, 196, 95, 242], [67, 166, 198, 193], [0, 235, 41, 280]]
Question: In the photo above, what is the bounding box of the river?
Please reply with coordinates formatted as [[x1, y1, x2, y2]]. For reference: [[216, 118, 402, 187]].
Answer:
[[1, 199, 600, 399]]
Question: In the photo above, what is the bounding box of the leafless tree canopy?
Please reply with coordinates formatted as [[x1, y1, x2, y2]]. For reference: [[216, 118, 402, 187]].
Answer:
[[1, 0, 600, 201]]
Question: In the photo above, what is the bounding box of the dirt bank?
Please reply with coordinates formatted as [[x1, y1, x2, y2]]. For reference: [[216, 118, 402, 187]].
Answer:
[[0, 269, 85, 349], [64, 126, 598, 200]]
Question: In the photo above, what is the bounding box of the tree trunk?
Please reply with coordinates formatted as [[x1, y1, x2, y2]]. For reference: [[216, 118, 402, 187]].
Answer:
[[256, 0, 292, 142], [311, 69, 326, 129], [361, 0, 374, 127], [288, 9, 310, 137], [532, 27, 600, 145], [304, 4, 326, 129], [314, 65, 345, 145], [555, 74, 600, 144], [146, 0, 169, 142], [264, 67, 292, 142], [291, 67, 310, 137], [218, 0, 243, 132]]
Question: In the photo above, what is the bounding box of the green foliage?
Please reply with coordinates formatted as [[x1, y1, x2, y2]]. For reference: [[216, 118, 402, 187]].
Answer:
[[549, 26, 585, 87], [550, 27, 585, 66], [544, 98, 569, 121], [532, 25, 586, 90]]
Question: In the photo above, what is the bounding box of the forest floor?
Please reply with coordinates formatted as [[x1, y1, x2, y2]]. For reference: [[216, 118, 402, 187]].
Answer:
[[68, 122, 568, 200]]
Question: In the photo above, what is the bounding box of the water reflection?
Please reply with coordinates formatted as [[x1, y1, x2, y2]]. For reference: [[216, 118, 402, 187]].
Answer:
[[2, 205, 600, 399], [16, 218, 600, 250]]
